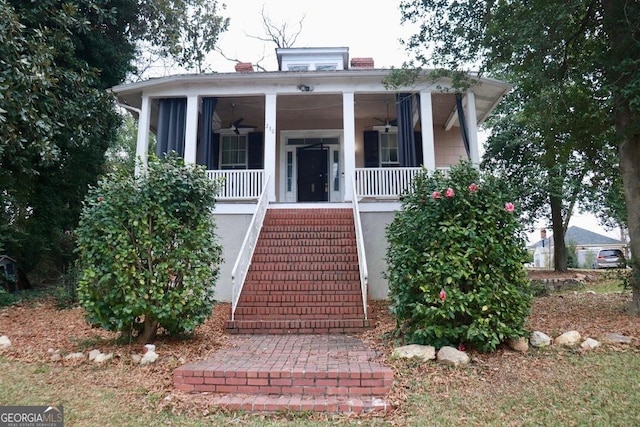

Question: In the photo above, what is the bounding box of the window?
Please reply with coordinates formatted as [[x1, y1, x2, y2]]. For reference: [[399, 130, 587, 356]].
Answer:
[[316, 64, 337, 71], [379, 133, 399, 166], [287, 64, 309, 71], [220, 135, 247, 169]]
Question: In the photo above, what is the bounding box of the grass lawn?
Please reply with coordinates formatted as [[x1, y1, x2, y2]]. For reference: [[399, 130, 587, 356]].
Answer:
[[1, 271, 639, 426]]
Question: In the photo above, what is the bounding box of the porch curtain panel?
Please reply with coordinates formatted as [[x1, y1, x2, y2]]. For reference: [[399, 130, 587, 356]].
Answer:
[[197, 97, 218, 169], [156, 98, 187, 157], [455, 93, 471, 158], [396, 93, 417, 167]]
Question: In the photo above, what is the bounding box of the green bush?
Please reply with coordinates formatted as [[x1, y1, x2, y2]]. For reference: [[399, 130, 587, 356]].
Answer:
[[385, 162, 531, 352], [75, 155, 223, 343]]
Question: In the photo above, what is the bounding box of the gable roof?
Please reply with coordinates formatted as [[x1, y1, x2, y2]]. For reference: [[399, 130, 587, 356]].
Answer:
[[529, 226, 622, 249]]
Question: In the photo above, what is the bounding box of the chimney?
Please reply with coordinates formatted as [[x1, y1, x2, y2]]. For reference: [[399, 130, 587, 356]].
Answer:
[[350, 57, 374, 69], [235, 62, 254, 73]]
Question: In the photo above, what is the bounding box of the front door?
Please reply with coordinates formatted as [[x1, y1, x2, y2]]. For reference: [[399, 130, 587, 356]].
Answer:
[[297, 146, 328, 202]]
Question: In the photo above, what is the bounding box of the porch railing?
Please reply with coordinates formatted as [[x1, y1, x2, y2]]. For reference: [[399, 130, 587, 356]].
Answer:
[[354, 167, 450, 198], [351, 179, 369, 320], [207, 169, 265, 200], [354, 167, 422, 198], [230, 175, 271, 321]]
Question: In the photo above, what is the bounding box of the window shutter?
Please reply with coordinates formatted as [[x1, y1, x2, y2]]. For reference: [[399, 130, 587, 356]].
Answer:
[[363, 130, 379, 168], [248, 132, 264, 169], [414, 131, 423, 167], [212, 133, 220, 169]]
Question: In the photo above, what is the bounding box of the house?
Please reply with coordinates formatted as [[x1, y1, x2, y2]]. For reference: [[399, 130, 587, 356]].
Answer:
[[110, 46, 511, 333], [529, 226, 626, 268]]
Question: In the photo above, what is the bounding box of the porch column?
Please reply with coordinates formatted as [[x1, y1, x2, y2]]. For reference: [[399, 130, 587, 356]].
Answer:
[[419, 91, 436, 171], [342, 91, 356, 201], [264, 93, 277, 201], [134, 95, 151, 176], [183, 95, 199, 164], [466, 90, 480, 167]]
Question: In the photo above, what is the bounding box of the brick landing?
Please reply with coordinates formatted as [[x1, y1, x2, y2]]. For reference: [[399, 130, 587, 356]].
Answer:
[[174, 335, 394, 414]]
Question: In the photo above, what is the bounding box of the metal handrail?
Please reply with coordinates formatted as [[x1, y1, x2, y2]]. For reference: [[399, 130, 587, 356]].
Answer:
[[230, 175, 271, 320], [351, 178, 369, 320]]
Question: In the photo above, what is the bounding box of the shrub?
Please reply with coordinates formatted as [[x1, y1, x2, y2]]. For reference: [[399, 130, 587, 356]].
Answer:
[[385, 161, 531, 352], [75, 155, 222, 343]]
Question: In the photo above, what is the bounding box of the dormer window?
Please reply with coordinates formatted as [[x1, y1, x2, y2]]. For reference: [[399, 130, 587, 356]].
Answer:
[[288, 64, 309, 72], [316, 64, 337, 71]]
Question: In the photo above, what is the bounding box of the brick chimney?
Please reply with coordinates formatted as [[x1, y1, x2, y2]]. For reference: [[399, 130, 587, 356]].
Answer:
[[350, 57, 374, 69], [235, 62, 254, 72]]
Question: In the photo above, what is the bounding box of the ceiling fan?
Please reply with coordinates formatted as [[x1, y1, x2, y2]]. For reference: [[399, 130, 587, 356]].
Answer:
[[225, 104, 255, 134], [374, 101, 398, 132]]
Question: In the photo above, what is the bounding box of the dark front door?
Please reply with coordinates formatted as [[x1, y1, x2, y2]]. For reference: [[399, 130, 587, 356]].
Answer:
[[297, 146, 328, 202]]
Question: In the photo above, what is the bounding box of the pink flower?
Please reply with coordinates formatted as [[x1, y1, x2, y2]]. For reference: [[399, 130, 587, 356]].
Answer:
[[458, 343, 466, 352], [432, 191, 441, 200], [504, 202, 515, 213], [468, 183, 478, 193], [439, 289, 447, 301], [445, 188, 455, 198]]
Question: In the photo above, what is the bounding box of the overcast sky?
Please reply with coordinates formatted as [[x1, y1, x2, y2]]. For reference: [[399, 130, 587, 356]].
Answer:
[[208, 0, 416, 72]]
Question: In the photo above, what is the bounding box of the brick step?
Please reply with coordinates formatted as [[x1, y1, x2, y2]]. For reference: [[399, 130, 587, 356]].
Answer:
[[238, 293, 362, 305], [241, 281, 361, 291], [257, 231, 355, 240], [265, 209, 352, 218], [253, 245, 356, 255], [254, 238, 356, 247], [251, 253, 359, 263], [224, 319, 371, 334], [261, 224, 355, 233], [234, 305, 364, 318], [244, 272, 360, 282], [188, 394, 392, 414], [248, 263, 358, 272]]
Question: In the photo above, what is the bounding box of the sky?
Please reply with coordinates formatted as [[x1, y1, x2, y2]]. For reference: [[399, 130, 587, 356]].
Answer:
[[202, 0, 623, 244]]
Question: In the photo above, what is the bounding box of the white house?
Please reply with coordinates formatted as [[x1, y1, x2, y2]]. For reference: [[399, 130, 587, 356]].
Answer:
[[110, 47, 511, 333]]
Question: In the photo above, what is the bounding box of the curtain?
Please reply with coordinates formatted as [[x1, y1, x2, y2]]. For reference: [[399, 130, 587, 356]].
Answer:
[[456, 93, 471, 158], [396, 93, 417, 167], [197, 97, 218, 169], [156, 98, 187, 157]]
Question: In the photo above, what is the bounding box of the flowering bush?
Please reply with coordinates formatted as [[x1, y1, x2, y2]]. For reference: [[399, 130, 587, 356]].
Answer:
[[385, 161, 531, 352]]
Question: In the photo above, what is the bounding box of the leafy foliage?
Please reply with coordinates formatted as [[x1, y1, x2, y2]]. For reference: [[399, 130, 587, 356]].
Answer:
[[75, 155, 222, 342], [386, 162, 531, 352]]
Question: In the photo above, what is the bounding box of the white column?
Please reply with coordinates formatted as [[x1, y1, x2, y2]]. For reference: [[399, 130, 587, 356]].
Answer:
[[134, 95, 151, 176], [183, 95, 199, 164], [419, 91, 436, 171], [264, 93, 277, 201], [466, 90, 480, 167], [342, 92, 356, 202]]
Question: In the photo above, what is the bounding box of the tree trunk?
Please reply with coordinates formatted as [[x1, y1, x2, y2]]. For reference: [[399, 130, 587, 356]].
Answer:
[[618, 132, 640, 315], [137, 316, 159, 344], [550, 195, 568, 272]]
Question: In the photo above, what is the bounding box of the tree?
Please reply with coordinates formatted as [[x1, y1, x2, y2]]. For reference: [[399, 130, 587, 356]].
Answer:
[[75, 155, 223, 343], [398, 0, 640, 312]]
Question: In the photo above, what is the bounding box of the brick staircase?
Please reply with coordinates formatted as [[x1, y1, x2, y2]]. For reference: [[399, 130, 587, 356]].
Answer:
[[174, 208, 393, 414], [224, 208, 370, 334]]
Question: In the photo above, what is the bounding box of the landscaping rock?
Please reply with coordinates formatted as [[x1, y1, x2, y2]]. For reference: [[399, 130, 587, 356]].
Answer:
[[530, 331, 552, 348], [580, 338, 601, 350], [50, 352, 62, 362], [392, 344, 436, 361], [94, 352, 113, 363], [88, 349, 101, 361], [140, 350, 158, 365], [131, 354, 142, 364], [436, 346, 470, 367], [0, 335, 11, 349], [507, 337, 529, 353], [143, 344, 155, 354], [601, 332, 632, 344], [555, 331, 581, 346], [64, 352, 85, 361]]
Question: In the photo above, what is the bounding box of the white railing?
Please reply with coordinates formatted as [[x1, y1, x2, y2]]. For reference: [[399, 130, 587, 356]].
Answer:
[[354, 167, 422, 198], [354, 167, 450, 198], [207, 169, 265, 200], [351, 179, 369, 321], [230, 175, 271, 320]]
